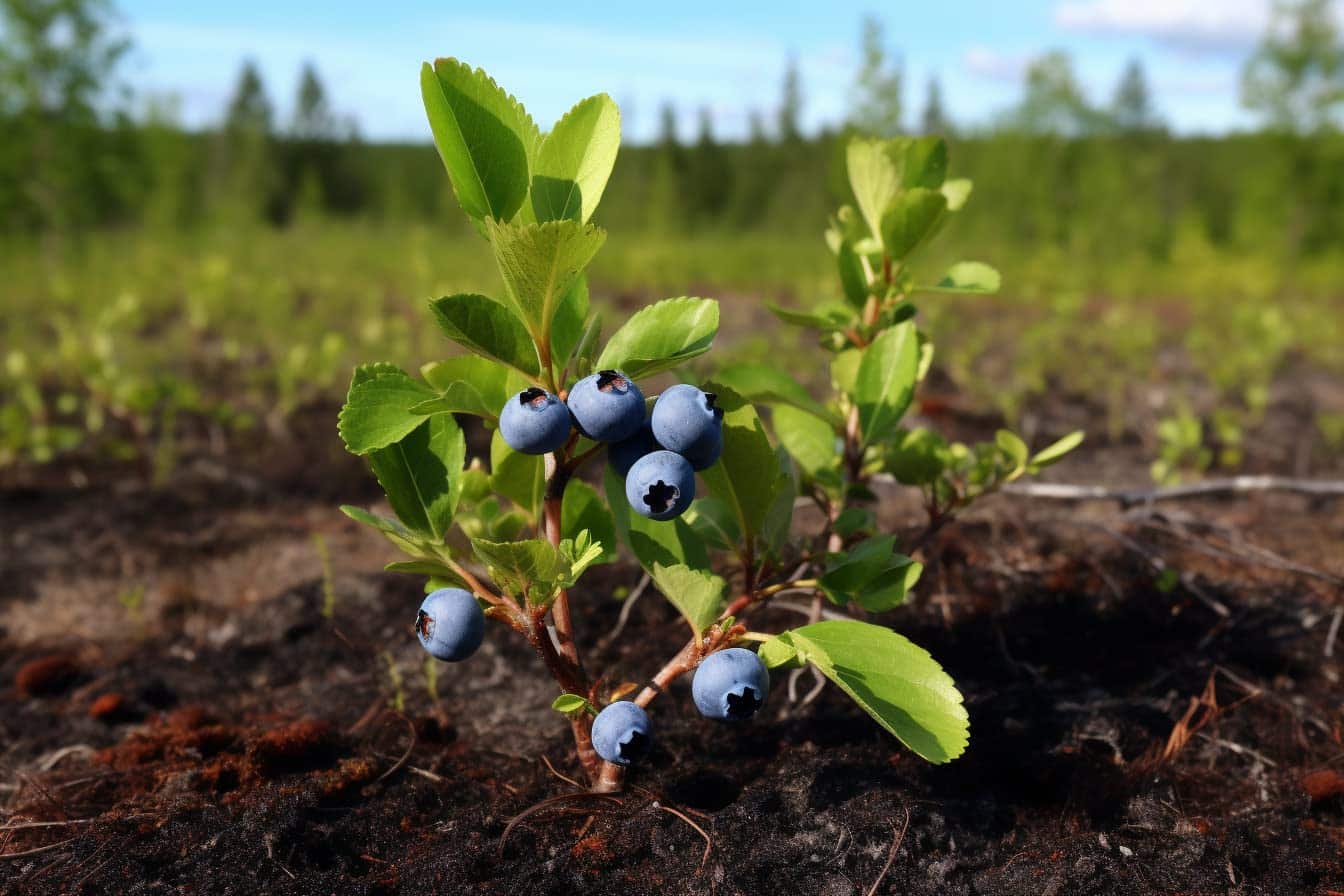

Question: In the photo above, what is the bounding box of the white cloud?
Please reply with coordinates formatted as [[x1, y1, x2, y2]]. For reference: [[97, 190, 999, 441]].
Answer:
[[1053, 0, 1270, 52], [963, 46, 1033, 81]]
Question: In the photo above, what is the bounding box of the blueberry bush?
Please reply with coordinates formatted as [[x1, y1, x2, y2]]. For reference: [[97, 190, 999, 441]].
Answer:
[[338, 59, 1082, 793]]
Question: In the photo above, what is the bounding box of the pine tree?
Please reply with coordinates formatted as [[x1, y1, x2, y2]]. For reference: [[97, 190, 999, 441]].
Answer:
[[1111, 58, 1161, 133], [920, 76, 952, 135], [778, 55, 804, 142], [848, 17, 903, 137]]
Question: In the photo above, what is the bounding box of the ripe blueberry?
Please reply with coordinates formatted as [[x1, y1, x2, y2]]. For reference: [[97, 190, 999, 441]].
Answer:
[[415, 588, 486, 662], [566, 370, 645, 443], [651, 384, 724, 470], [692, 647, 770, 721], [624, 450, 695, 521], [499, 387, 572, 455], [608, 418, 658, 478], [590, 701, 652, 766]]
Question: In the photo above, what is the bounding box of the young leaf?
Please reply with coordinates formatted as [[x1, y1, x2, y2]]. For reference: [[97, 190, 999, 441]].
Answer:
[[562, 480, 617, 564], [471, 537, 569, 607], [551, 693, 596, 715], [338, 371, 436, 455], [429, 294, 541, 376], [847, 138, 904, 250], [420, 59, 538, 223], [489, 428, 544, 516], [595, 297, 719, 380], [819, 535, 922, 611], [714, 362, 834, 423], [531, 93, 621, 224], [836, 240, 870, 308], [366, 415, 466, 540], [767, 302, 855, 331], [880, 188, 948, 260], [920, 261, 1001, 295], [648, 562, 727, 634], [698, 386, 782, 542], [995, 429, 1029, 474], [760, 621, 969, 763], [1029, 430, 1084, 470], [484, 218, 606, 351], [854, 321, 919, 448], [941, 178, 973, 211]]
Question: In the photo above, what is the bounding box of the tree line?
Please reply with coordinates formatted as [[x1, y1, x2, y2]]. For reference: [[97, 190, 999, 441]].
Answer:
[[2, 0, 1342, 263]]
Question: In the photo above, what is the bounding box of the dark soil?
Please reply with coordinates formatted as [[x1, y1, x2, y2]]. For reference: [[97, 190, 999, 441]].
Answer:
[[3, 392, 1344, 896]]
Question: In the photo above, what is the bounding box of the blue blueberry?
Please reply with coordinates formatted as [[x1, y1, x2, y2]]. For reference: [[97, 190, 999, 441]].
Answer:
[[499, 387, 572, 455], [566, 370, 645, 443], [608, 418, 658, 478], [415, 588, 486, 662], [692, 647, 770, 721], [624, 450, 695, 521], [591, 701, 652, 766], [651, 384, 724, 470]]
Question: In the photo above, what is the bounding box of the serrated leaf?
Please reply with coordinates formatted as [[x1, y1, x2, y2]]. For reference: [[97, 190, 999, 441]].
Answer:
[[532, 93, 620, 223], [648, 562, 727, 634], [562, 480, 617, 564], [420, 58, 538, 223], [921, 261, 1000, 295], [485, 218, 606, 352], [761, 621, 968, 763], [471, 537, 568, 606], [683, 497, 742, 552], [338, 370, 436, 455], [366, 415, 466, 540], [429, 294, 540, 377], [489, 428, 544, 516], [1029, 430, 1084, 469], [855, 321, 919, 448], [351, 362, 403, 388], [880, 188, 948, 261], [699, 386, 782, 542], [550, 275, 591, 371], [768, 302, 854, 331], [417, 356, 520, 422], [595, 297, 718, 380], [847, 138, 905, 250], [714, 362, 834, 423]]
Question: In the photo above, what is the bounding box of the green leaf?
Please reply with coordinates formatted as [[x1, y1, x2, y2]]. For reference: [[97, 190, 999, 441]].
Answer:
[[420, 58, 538, 223], [340, 504, 413, 539], [902, 136, 948, 188], [1029, 430, 1084, 469], [471, 538, 568, 606], [351, 361, 403, 388], [366, 415, 466, 540], [384, 559, 464, 584], [759, 621, 968, 763], [880, 188, 948, 260], [531, 93, 621, 224], [767, 302, 855, 331], [883, 428, 949, 485], [683, 497, 742, 551], [819, 535, 922, 611], [772, 404, 840, 483], [484, 218, 606, 351], [699, 386, 782, 542], [941, 178, 973, 211], [847, 138, 904, 250], [830, 348, 862, 395], [338, 370, 436, 455], [920, 261, 1001, 295], [552, 693, 596, 715], [995, 429, 1029, 474], [429, 294, 541, 377], [490, 428, 544, 515], [595, 297, 718, 380], [760, 460, 797, 558], [647, 563, 727, 634], [714, 362, 833, 422], [550, 276, 591, 371], [836, 240, 870, 309], [562, 480, 617, 564], [854, 321, 919, 448], [606, 466, 711, 573], [417, 356, 520, 422], [559, 530, 605, 585]]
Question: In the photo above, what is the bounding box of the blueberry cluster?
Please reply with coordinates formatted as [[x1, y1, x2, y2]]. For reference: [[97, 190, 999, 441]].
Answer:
[[498, 372, 724, 523]]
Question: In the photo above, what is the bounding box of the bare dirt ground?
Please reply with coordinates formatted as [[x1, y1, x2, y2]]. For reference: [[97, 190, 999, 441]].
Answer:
[[3, 385, 1344, 895]]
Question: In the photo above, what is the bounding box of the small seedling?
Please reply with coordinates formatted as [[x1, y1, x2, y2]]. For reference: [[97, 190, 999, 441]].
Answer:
[[339, 58, 1083, 793]]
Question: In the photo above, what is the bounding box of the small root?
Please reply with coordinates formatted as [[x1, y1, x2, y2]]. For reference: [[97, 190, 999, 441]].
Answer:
[[499, 793, 623, 856]]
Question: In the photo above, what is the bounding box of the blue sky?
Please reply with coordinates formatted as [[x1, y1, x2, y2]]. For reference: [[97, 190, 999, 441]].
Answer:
[[113, 0, 1298, 141]]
